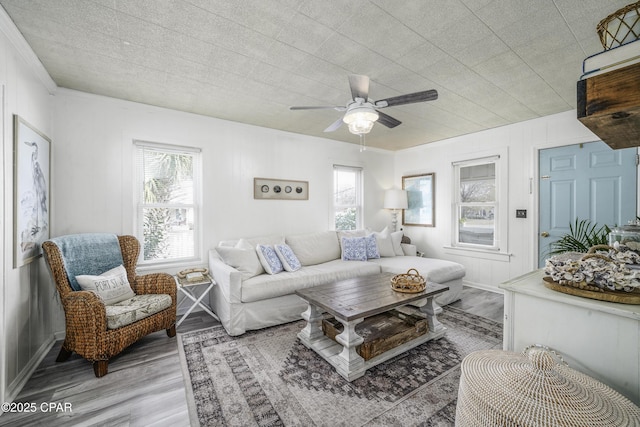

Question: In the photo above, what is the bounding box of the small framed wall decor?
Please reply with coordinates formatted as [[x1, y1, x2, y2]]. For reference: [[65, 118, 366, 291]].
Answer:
[[254, 178, 308, 200], [14, 115, 51, 267], [402, 173, 435, 227]]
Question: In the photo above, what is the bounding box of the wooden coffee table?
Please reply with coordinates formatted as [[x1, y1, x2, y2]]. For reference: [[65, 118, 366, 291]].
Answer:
[[295, 273, 448, 381]]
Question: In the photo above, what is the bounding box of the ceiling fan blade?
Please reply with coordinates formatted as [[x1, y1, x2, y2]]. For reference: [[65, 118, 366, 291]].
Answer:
[[375, 89, 438, 108], [348, 75, 370, 100], [376, 111, 402, 128], [324, 117, 344, 132], [290, 106, 344, 110]]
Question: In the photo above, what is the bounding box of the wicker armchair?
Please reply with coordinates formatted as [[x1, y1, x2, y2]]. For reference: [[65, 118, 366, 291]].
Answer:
[[43, 234, 176, 377]]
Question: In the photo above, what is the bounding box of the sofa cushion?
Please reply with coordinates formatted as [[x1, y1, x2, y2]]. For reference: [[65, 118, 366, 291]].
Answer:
[[275, 244, 301, 272], [241, 259, 381, 303], [285, 231, 340, 266], [245, 235, 285, 247], [341, 236, 367, 261], [256, 245, 284, 275], [105, 294, 172, 329], [76, 265, 135, 305], [370, 256, 466, 284]]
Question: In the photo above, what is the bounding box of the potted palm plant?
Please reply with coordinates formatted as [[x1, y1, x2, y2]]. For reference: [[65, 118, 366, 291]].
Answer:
[[548, 218, 611, 255]]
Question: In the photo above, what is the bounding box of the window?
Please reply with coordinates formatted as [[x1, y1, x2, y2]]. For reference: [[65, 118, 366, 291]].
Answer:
[[453, 156, 500, 250], [333, 165, 363, 230], [135, 141, 201, 264]]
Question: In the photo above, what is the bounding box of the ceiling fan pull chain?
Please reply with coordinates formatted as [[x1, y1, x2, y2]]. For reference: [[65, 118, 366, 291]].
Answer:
[[359, 134, 367, 152]]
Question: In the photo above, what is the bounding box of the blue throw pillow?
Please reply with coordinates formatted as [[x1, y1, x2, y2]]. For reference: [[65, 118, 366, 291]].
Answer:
[[274, 244, 301, 272], [341, 236, 367, 261], [256, 245, 284, 275], [364, 234, 380, 259]]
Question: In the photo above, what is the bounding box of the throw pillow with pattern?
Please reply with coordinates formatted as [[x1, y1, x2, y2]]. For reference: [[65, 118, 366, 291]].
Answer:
[[341, 236, 367, 261], [256, 244, 284, 274], [274, 244, 302, 272], [364, 234, 380, 259]]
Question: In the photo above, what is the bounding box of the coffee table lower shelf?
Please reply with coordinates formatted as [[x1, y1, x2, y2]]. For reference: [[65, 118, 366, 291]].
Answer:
[[297, 302, 446, 382], [299, 326, 446, 382]]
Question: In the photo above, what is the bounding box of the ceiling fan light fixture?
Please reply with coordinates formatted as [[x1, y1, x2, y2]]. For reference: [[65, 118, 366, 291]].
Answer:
[[343, 107, 379, 135]]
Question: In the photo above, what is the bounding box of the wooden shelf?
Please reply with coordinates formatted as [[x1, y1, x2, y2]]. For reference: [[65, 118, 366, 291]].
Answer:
[[577, 61, 640, 149]]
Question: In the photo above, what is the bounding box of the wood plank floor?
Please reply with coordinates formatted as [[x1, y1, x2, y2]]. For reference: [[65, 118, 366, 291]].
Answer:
[[0, 286, 503, 427], [449, 286, 504, 323]]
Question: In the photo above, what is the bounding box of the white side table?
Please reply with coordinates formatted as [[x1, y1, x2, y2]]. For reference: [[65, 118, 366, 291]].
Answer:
[[175, 274, 219, 327]]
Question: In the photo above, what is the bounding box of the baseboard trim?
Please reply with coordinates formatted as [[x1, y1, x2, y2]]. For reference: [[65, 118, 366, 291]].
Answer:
[[463, 280, 504, 294], [4, 336, 56, 403]]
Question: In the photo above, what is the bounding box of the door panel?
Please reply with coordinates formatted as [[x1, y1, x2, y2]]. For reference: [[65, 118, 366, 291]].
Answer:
[[590, 177, 621, 226], [539, 141, 637, 266], [550, 180, 575, 230]]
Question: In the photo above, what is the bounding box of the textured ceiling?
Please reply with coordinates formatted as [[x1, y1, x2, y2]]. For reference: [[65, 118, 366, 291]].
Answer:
[[0, 0, 631, 150]]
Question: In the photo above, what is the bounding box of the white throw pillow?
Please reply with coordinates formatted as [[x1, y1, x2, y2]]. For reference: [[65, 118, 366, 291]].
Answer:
[[374, 227, 395, 257], [256, 245, 284, 275], [216, 241, 264, 279], [76, 265, 135, 305], [391, 230, 405, 256], [274, 244, 301, 272], [341, 236, 368, 261]]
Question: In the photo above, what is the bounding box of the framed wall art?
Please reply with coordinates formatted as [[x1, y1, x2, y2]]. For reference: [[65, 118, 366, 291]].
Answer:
[[254, 178, 308, 200], [402, 173, 435, 227], [14, 115, 51, 267]]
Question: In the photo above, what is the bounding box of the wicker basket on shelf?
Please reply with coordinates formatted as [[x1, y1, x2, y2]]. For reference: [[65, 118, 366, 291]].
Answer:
[[390, 268, 426, 293], [597, 2, 640, 50]]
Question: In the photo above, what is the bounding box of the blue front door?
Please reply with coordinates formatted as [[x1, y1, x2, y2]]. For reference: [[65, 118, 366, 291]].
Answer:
[[538, 141, 637, 266]]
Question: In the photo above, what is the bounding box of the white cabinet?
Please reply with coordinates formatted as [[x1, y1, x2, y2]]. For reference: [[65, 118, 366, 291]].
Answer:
[[500, 269, 640, 404]]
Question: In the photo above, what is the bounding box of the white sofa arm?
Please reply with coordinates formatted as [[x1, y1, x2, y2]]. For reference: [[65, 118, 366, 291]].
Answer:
[[401, 243, 417, 256], [208, 249, 243, 304]]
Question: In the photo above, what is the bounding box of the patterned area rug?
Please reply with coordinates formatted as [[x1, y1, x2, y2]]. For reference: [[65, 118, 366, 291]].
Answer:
[[178, 306, 502, 426]]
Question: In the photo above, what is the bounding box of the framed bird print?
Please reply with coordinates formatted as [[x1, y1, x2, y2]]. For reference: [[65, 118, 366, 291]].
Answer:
[[14, 115, 51, 267]]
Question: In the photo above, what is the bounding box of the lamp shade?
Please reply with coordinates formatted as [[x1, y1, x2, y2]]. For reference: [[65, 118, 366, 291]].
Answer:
[[384, 189, 408, 210]]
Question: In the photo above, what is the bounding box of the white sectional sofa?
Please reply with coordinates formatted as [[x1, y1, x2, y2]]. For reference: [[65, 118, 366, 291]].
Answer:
[[208, 229, 465, 336]]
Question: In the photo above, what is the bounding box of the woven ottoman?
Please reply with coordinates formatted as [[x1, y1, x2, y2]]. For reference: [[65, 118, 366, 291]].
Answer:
[[455, 345, 640, 426]]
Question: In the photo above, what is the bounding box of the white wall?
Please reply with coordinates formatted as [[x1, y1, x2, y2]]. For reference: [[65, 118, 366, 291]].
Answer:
[[51, 88, 396, 314], [0, 11, 57, 404], [394, 110, 625, 291]]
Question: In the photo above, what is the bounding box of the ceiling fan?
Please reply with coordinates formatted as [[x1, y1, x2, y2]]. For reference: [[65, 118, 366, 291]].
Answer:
[[289, 74, 438, 136]]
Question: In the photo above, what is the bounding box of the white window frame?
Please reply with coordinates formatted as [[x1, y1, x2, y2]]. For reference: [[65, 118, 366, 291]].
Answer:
[[134, 140, 202, 266], [452, 153, 507, 252], [332, 164, 363, 230]]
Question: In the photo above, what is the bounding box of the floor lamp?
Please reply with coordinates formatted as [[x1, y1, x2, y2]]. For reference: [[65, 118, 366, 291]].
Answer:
[[384, 189, 408, 232]]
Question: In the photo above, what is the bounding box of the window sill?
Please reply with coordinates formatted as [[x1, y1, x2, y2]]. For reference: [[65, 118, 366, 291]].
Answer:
[[443, 246, 512, 262]]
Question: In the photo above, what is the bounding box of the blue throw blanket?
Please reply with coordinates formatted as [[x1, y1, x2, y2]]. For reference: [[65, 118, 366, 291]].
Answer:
[[49, 233, 125, 291]]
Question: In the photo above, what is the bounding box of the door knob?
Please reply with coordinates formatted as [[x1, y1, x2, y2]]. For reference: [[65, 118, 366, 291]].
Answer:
[[540, 231, 549, 237]]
